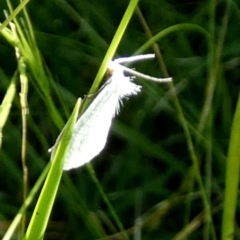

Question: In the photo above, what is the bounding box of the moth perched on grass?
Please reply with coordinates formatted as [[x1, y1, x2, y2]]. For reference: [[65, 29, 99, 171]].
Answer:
[[50, 54, 172, 170]]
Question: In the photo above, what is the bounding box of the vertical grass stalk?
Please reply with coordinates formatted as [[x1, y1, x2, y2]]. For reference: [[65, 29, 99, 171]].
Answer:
[[221, 94, 240, 240]]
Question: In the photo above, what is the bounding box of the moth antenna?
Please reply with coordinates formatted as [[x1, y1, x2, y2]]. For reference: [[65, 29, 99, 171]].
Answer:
[[108, 54, 172, 83], [120, 65, 172, 83], [114, 54, 155, 64]]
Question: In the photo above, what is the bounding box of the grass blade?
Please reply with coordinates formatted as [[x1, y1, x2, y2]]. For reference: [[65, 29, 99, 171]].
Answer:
[[23, 98, 81, 240], [221, 94, 240, 240]]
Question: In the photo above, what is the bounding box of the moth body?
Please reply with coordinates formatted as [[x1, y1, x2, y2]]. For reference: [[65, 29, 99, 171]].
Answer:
[[50, 54, 171, 171], [63, 63, 141, 170]]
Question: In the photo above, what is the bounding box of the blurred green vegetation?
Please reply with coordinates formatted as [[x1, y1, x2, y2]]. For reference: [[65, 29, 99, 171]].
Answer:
[[0, 0, 240, 239]]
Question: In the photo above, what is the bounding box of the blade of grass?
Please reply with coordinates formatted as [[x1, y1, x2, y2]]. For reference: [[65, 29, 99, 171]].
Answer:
[[87, 0, 140, 97], [83, 1, 140, 239], [14, 23, 65, 129], [23, 98, 81, 240], [5, 1, 65, 130], [9, 21, 30, 237], [135, 6, 169, 77], [134, 22, 217, 239], [221, 94, 240, 240], [0, 23, 14, 44], [0, 0, 31, 33], [2, 164, 50, 240], [87, 163, 130, 239], [134, 23, 211, 55], [0, 75, 17, 149]]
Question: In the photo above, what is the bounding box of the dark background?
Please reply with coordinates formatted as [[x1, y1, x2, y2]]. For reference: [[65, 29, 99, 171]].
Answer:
[[0, 0, 240, 239]]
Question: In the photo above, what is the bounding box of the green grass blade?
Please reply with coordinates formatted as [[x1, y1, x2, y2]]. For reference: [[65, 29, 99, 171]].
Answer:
[[2, 164, 50, 240], [221, 94, 240, 240], [88, 0, 140, 96], [82, 1, 140, 238], [0, 0, 30, 32], [3, 8, 65, 130], [23, 98, 81, 240], [134, 23, 211, 55], [0, 75, 17, 149]]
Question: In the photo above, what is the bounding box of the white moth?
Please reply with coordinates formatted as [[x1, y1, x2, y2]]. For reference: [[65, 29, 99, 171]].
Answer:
[[51, 54, 172, 170]]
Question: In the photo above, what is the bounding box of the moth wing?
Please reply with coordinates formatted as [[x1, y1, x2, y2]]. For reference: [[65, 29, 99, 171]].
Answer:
[[63, 86, 119, 170]]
